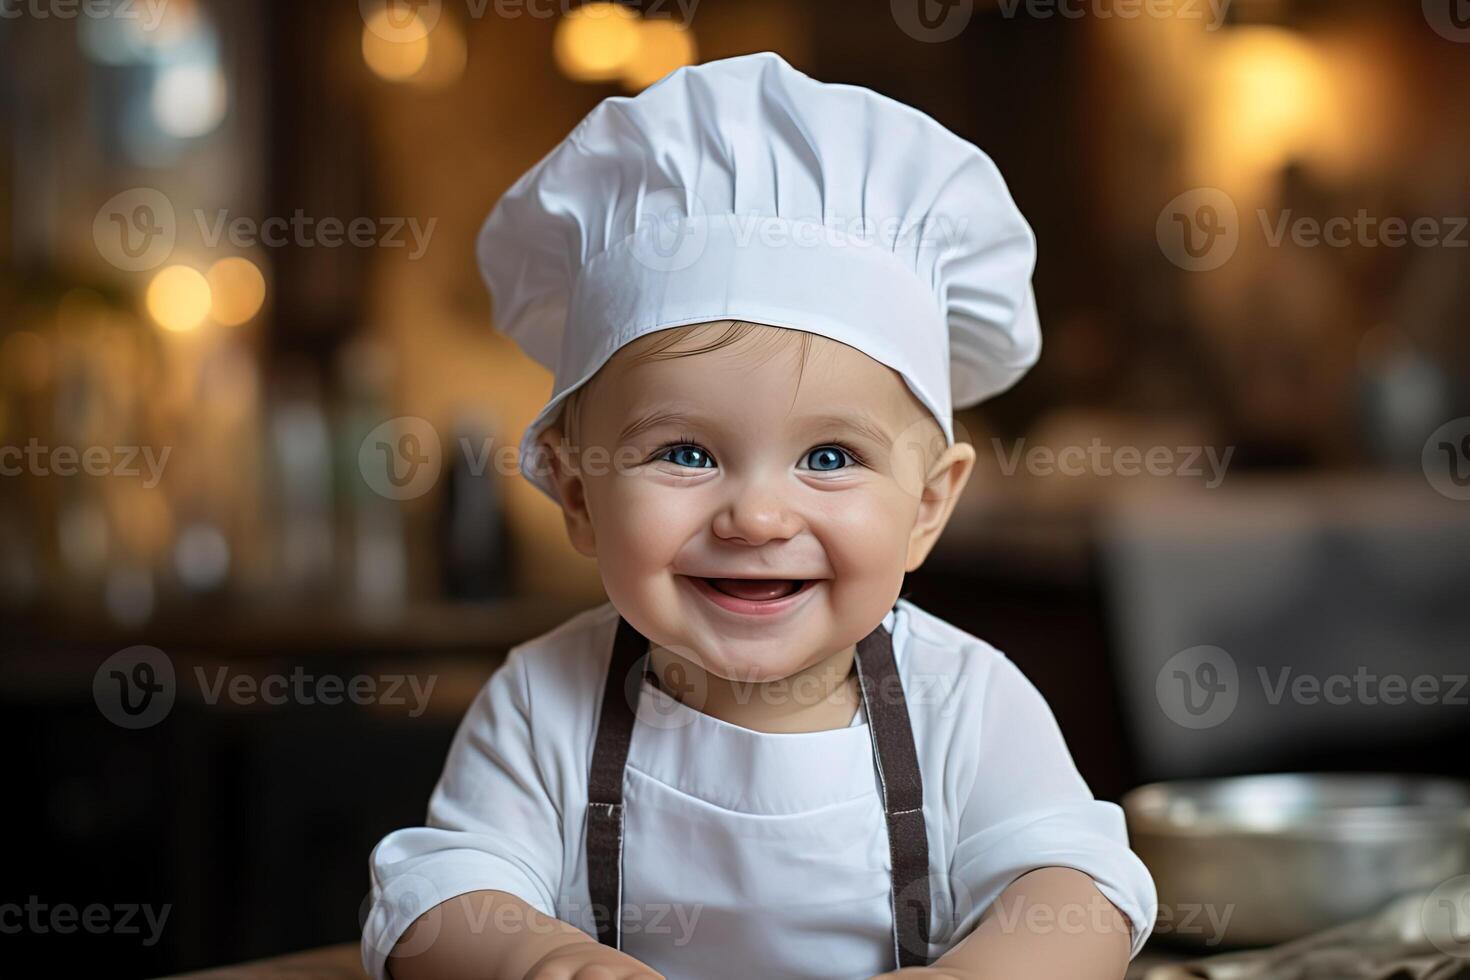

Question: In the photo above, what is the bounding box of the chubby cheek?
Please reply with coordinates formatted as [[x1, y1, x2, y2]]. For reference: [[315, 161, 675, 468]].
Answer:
[[588, 478, 699, 594], [815, 486, 915, 614]]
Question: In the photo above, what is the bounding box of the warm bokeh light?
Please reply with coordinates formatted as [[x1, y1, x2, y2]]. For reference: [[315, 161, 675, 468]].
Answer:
[[362, 10, 431, 82], [620, 18, 696, 92], [1196, 26, 1341, 192], [146, 265, 213, 332], [152, 62, 229, 138], [411, 15, 468, 90], [206, 256, 267, 326], [554, 2, 642, 83]]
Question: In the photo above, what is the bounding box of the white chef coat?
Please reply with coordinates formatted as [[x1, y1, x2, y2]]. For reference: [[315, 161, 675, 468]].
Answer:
[[362, 599, 1157, 979]]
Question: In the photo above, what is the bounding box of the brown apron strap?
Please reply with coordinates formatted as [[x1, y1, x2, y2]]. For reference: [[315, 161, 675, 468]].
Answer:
[[854, 620, 933, 968], [585, 615, 649, 949], [585, 613, 932, 968]]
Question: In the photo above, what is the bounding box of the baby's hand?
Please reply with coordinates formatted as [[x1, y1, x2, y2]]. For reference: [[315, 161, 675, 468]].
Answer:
[[524, 939, 666, 979]]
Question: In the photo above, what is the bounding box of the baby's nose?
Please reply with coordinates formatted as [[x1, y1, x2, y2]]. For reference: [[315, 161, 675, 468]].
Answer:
[[710, 478, 804, 546]]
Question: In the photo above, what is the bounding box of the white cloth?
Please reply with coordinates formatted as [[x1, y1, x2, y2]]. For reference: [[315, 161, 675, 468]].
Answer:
[[362, 599, 1157, 979], [477, 51, 1042, 504]]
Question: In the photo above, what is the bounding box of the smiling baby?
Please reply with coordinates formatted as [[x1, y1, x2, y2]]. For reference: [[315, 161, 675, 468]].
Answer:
[[362, 52, 1157, 980]]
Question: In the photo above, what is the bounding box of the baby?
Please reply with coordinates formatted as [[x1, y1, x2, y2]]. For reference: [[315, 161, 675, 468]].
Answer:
[[363, 52, 1156, 980]]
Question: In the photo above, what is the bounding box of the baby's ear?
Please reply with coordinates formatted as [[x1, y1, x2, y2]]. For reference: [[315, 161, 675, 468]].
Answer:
[[904, 440, 976, 572], [540, 426, 597, 558]]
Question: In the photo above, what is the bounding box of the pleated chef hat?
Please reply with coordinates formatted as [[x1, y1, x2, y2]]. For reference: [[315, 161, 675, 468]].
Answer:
[[478, 51, 1041, 504]]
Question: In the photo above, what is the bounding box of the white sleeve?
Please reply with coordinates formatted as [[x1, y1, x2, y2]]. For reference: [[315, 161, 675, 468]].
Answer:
[[360, 648, 565, 980], [945, 654, 1157, 959]]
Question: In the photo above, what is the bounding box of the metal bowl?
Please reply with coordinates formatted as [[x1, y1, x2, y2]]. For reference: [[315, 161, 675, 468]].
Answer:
[[1122, 773, 1470, 950]]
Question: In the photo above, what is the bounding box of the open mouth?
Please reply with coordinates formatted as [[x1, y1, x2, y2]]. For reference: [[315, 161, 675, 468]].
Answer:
[[683, 575, 820, 615], [702, 578, 809, 601]]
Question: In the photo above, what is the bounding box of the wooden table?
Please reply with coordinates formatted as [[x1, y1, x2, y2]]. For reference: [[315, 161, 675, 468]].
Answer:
[[169, 943, 365, 979], [167, 941, 1188, 978]]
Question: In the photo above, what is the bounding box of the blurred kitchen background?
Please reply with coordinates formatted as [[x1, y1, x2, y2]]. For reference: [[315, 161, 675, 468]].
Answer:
[[2, 0, 1469, 974]]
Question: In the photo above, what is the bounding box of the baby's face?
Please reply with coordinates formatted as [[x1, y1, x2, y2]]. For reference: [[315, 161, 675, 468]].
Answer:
[[544, 323, 971, 684]]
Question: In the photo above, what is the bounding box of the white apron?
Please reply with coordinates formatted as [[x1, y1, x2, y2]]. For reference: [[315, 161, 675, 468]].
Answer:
[[579, 612, 929, 978], [361, 599, 1158, 980]]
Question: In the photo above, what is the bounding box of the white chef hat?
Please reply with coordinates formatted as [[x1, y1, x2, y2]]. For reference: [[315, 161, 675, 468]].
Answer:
[[478, 51, 1041, 504]]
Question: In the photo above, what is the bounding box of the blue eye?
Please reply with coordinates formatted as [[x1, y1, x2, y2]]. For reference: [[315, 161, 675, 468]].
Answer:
[[804, 446, 854, 471], [654, 443, 856, 471], [661, 444, 716, 469]]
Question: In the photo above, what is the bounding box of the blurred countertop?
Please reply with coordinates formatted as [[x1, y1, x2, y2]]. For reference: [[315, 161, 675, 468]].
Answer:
[[0, 595, 595, 720], [6, 594, 592, 658], [930, 469, 1469, 581]]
